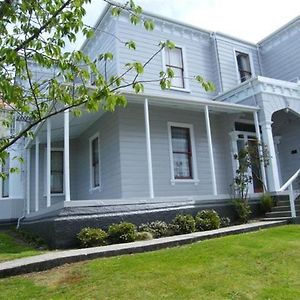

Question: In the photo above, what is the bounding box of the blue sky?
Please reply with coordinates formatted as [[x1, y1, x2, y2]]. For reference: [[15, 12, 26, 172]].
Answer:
[[78, 0, 299, 48]]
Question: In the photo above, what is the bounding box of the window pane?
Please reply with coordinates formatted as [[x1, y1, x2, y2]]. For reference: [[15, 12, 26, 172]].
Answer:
[[2, 156, 9, 198], [171, 68, 184, 88], [93, 162, 100, 187], [91, 137, 100, 188], [51, 151, 63, 193], [168, 48, 183, 68], [92, 138, 99, 165], [173, 153, 192, 178], [171, 127, 190, 152]]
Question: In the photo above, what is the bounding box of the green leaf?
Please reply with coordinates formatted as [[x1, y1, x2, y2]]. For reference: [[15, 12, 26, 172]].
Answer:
[[144, 20, 154, 31], [133, 62, 144, 74], [125, 41, 136, 50]]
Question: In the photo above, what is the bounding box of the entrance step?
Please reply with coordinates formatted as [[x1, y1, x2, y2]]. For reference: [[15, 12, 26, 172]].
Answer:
[[265, 210, 300, 218]]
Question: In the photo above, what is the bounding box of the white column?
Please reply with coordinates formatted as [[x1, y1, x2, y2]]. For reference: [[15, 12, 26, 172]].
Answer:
[[204, 105, 217, 195], [64, 108, 71, 202], [26, 148, 30, 214], [253, 111, 268, 191], [46, 119, 51, 207], [260, 120, 281, 191], [35, 137, 39, 212], [144, 98, 154, 199]]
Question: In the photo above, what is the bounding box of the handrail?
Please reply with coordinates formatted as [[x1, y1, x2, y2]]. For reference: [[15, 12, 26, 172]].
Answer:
[[278, 168, 300, 218], [279, 168, 300, 192]]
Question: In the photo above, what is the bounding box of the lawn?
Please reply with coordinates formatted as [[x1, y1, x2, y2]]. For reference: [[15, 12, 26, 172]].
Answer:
[[0, 225, 299, 300], [0, 231, 43, 262]]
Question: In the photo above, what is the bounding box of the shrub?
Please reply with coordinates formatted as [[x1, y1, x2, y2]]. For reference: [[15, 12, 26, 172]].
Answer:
[[220, 217, 231, 228], [107, 222, 137, 244], [195, 210, 221, 231], [139, 221, 169, 238], [77, 227, 107, 248], [232, 199, 251, 223], [135, 231, 153, 241], [171, 214, 195, 235], [260, 193, 274, 213]]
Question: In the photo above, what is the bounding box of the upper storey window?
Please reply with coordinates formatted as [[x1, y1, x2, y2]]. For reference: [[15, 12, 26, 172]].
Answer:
[[165, 47, 185, 89], [235, 51, 252, 82]]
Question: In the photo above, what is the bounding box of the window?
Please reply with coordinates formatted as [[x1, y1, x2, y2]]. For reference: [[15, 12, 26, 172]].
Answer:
[[1, 155, 9, 198], [51, 150, 63, 194], [235, 51, 252, 82], [90, 135, 100, 189], [165, 47, 185, 89], [169, 125, 194, 180]]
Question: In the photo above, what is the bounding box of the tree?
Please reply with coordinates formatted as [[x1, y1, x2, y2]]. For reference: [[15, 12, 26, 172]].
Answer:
[[0, 0, 214, 175]]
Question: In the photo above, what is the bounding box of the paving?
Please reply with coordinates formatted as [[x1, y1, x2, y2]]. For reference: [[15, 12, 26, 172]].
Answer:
[[0, 220, 287, 278]]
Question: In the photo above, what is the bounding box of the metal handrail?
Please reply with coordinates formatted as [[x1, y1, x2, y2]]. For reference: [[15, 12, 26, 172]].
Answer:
[[278, 168, 300, 218]]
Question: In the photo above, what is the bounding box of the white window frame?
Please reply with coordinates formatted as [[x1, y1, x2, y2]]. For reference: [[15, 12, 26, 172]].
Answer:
[[167, 122, 199, 185], [89, 133, 101, 191], [233, 49, 255, 84], [44, 147, 64, 196], [162, 45, 190, 93], [0, 154, 10, 199]]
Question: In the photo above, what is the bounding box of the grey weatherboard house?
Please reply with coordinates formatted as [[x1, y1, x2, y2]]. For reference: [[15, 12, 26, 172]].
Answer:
[[2, 6, 300, 248]]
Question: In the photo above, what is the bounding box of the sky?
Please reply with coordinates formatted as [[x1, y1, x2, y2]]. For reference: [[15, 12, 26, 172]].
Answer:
[[80, 0, 299, 47]]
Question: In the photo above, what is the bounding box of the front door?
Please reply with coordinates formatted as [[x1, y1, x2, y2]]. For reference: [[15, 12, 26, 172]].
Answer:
[[233, 132, 264, 194]]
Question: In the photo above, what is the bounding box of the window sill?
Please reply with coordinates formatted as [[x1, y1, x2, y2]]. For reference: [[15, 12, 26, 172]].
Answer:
[[169, 87, 191, 93], [170, 179, 199, 185]]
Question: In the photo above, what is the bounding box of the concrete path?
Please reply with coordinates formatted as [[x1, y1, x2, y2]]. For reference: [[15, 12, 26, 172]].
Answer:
[[0, 220, 286, 278]]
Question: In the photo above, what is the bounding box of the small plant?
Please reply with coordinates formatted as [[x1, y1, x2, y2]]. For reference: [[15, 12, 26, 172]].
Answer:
[[195, 210, 221, 231], [77, 227, 107, 248], [107, 222, 137, 244], [260, 193, 274, 213], [171, 214, 195, 235], [232, 199, 251, 223], [135, 231, 153, 241], [16, 229, 46, 249], [139, 221, 169, 238], [220, 217, 231, 228]]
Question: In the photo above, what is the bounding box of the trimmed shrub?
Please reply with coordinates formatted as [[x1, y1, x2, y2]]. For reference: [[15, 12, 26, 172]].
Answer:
[[220, 217, 231, 228], [107, 222, 137, 244], [77, 227, 107, 248], [139, 221, 169, 238], [260, 193, 274, 213], [195, 210, 221, 231], [232, 199, 251, 223], [135, 231, 153, 241], [171, 214, 196, 235]]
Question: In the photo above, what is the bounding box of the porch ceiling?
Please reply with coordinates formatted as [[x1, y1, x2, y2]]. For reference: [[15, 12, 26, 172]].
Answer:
[[36, 109, 104, 143]]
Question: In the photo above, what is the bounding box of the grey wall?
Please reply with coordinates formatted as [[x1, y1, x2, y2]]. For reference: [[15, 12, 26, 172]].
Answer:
[[260, 26, 300, 82], [118, 103, 235, 198]]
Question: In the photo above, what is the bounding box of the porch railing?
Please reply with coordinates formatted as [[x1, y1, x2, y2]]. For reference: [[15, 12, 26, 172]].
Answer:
[[279, 168, 300, 218]]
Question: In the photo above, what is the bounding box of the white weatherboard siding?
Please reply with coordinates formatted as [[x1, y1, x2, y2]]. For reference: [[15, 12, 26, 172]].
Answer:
[[216, 37, 261, 91], [116, 17, 218, 98], [260, 28, 300, 82], [118, 103, 235, 198]]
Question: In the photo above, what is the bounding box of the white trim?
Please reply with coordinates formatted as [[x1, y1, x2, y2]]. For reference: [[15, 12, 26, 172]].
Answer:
[[46, 119, 51, 207], [89, 132, 101, 191], [144, 98, 154, 198], [64, 108, 71, 202], [167, 122, 198, 184], [35, 137, 39, 212], [233, 48, 256, 84], [162, 45, 190, 92], [204, 106, 217, 195]]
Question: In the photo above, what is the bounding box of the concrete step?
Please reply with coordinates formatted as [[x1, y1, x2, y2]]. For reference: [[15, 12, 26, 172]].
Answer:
[[265, 210, 300, 218], [261, 217, 293, 222], [272, 205, 300, 212], [276, 200, 300, 206]]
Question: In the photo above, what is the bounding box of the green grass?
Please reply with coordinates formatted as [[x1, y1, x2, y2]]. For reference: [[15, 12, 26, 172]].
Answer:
[[0, 231, 43, 262], [0, 225, 300, 299]]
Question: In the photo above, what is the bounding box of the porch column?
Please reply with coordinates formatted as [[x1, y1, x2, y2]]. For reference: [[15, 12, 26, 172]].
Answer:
[[26, 148, 30, 214], [144, 98, 154, 199], [260, 120, 281, 191], [204, 105, 217, 195], [46, 119, 51, 207], [35, 136, 39, 212], [64, 108, 71, 202], [253, 112, 268, 191]]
